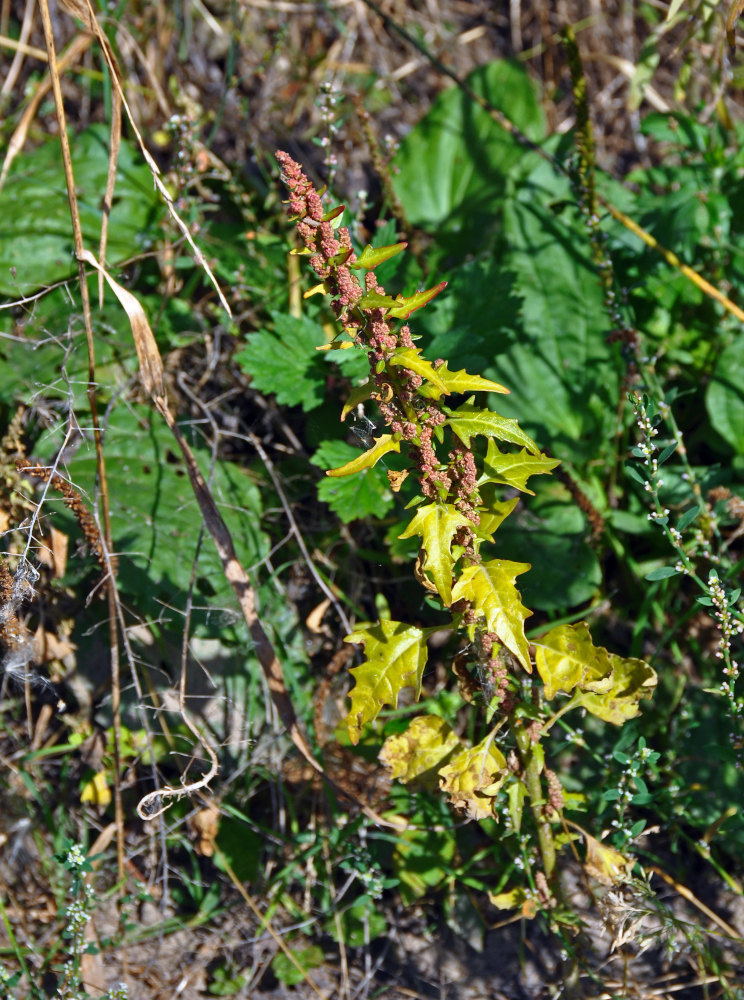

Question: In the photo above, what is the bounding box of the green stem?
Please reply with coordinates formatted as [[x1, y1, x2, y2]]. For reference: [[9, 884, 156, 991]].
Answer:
[[513, 721, 556, 882]]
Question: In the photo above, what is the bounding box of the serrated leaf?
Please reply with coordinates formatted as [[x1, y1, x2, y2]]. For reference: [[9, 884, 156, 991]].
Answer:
[[438, 734, 507, 821], [533, 622, 612, 700], [388, 281, 448, 319], [388, 347, 448, 394], [475, 498, 519, 542], [344, 621, 434, 743], [354, 242, 407, 269], [446, 398, 540, 454], [379, 715, 461, 785], [326, 434, 401, 477], [478, 439, 560, 495], [451, 559, 532, 671], [311, 440, 394, 523], [235, 311, 327, 411], [419, 361, 509, 400], [399, 503, 471, 604], [575, 652, 657, 725]]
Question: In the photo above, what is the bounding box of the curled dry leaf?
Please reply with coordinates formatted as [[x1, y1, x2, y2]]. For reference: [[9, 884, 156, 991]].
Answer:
[[78, 250, 165, 400]]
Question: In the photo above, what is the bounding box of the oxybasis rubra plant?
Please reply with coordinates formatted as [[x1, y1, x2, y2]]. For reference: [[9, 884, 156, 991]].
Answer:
[[277, 151, 657, 902]]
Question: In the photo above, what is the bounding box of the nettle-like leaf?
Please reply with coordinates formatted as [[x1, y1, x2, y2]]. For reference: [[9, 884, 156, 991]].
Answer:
[[534, 623, 657, 722], [326, 434, 401, 477], [451, 559, 532, 671], [479, 440, 560, 495], [398, 503, 471, 604], [438, 734, 508, 821], [344, 621, 435, 744], [445, 398, 540, 453], [311, 440, 394, 523], [419, 361, 509, 401], [379, 715, 461, 784], [235, 311, 327, 411]]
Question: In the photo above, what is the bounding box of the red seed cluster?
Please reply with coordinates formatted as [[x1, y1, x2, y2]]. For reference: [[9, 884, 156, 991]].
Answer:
[[277, 150, 482, 533]]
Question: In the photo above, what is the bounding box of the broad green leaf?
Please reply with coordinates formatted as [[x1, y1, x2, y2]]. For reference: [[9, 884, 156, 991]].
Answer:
[[388, 347, 448, 394], [63, 404, 267, 618], [311, 440, 394, 523], [438, 734, 508, 821], [446, 398, 540, 454], [271, 946, 324, 987], [707, 337, 744, 453], [0, 125, 163, 295], [326, 434, 400, 477], [533, 622, 612, 701], [379, 715, 461, 784], [479, 439, 560, 495], [391, 60, 545, 257], [575, 653, 657, 725], [344, 621, 433, 743], [450, 559, 532, 671], [235, 311, 327, 411], [419, 361, 509, 400], [398, 503, 471, 604]]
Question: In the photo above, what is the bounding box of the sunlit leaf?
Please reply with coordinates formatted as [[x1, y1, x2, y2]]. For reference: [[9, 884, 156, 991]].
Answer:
[[451, 559, 532, 671], [344, 621, 435, 743], [379, 715, 461, 785], [446, 398, 540, 454], [399, 503, 471, 604], [326, 434, 401, 477], [438, 734, 508, 821], [478, 439, 560, 495]]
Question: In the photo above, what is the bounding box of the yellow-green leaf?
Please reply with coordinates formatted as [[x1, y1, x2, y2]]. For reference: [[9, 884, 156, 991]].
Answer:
[[418, 361, 509, 400], [379, 715, 461, 785], [475, 497, 519, 542], [341, 381, 374, 421], [533, 622, 612, 701], [446, 398, 540, 454], [576, 652, 657, 725], [479, 440, 560, 495], [399, 502, 471, 605], [438, 734, 507, 821], [344, 621, 433, 743], [534, 623, 656, 722], [354, 241, 407, 270], [326, 434, 400, 477], [388, 347, 448, 395], [80, 771, 112, 808], [451, 559, 532, 671], [387, 281, 447, 319]]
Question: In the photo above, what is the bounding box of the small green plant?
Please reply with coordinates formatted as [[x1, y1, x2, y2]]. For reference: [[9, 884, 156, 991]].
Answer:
[[0, 843, 128, 1000], [276, 152, 657, 907]]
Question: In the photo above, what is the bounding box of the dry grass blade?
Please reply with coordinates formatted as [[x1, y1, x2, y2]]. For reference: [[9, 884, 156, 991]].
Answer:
[[727, 0, 744, 45], [0, 33, 93, 196], [61, 0, 233, 317], [79, 250, 165, 399]]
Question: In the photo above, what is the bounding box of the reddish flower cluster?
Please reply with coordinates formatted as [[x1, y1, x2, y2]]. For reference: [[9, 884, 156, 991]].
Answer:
[[277, 150, 482, 539]]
